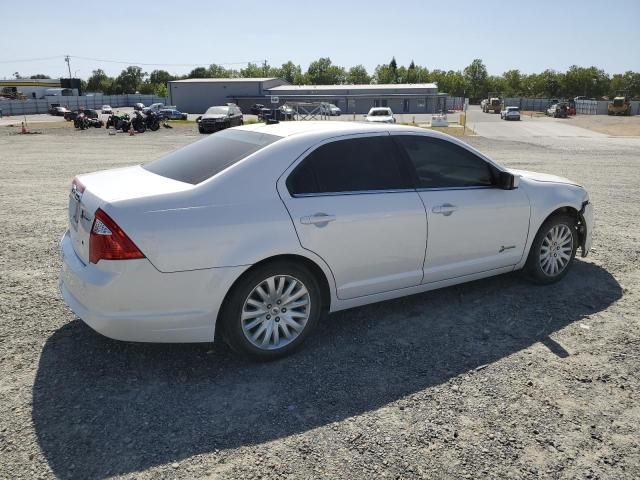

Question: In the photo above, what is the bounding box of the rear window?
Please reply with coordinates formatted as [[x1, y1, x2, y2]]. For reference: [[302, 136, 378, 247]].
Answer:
[[143, 129, 280, 184]]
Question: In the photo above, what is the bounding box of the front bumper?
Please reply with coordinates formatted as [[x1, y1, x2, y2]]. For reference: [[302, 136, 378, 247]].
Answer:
[[59, 231, 246, 343], [580, 201, 594, 257], [199, 121, 229, 133]]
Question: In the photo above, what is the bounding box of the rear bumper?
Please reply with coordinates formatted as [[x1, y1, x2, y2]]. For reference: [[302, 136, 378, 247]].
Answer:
[[59, 231, 247, 343]]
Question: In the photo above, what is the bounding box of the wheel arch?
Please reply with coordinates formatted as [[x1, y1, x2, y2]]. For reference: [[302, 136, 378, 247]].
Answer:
[[524, 205, 584, 261], [214, 253, 334, 339]]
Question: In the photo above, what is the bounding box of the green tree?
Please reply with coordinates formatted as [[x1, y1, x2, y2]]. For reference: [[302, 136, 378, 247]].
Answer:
[[208, 64, 233, 78], [373, 64, 395, 84], [463, 58, 488, 99], [241, 62, 268, 78], [86, 69, 112, 93], [148, 69, 174, 86], [306, 57, 345, 85], [276, 61, 302, 83], [346, 65, 370, 84], [188, 67, 209, 78], [389, 56, 398, 82], [502, 69, 523, 96], [114, 66, 145, 93], [30, 74, 50, 79]]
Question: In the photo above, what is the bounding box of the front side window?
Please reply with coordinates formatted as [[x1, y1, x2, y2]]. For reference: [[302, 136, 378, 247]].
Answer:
[[287, 136, 410, 195], [395, 135, 495, 189]]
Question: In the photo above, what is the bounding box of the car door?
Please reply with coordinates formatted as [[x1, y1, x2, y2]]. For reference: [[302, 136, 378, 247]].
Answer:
[[393, 133, 530, 284], [278, 134, 428, 300]]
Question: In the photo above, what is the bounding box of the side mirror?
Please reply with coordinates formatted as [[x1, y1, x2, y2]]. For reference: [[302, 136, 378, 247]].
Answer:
[[499, 172, 520, 190], [196, 116, 202, 123]]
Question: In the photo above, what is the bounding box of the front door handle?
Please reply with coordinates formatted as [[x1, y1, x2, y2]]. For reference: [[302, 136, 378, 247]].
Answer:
[[300, 213, 336, 225], [432, 203, 457, 216]]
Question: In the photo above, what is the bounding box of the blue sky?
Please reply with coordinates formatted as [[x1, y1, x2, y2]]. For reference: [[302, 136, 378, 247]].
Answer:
[[2, 0, 639, 79]]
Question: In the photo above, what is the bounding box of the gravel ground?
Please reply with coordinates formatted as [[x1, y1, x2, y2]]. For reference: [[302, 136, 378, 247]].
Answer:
[[568, 115, 640, 137], [0, 125, 639, 480]]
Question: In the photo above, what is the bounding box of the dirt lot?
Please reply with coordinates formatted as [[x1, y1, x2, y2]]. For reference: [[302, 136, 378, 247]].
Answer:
[[0, 125, 639, 480], [569, 115, 640, 137]]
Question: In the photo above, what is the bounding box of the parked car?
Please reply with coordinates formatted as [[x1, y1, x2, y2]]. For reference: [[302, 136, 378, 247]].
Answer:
[[64, 109, 81, 121], [250, 103, 266, 115], [60, 122, 593, 360], [101, 105, 113, 114], [133, 103, 145, 111], [159, 108, 188, 120], [278, 104, 295, 120], [546, 103, 568, 118], [196, 104, 243, 133], [501, 106, 521, 121], [49, 106, 69, 116], [364, 107, 396, 123], [321, 103, 341, 116], [143, 103, 165, 114]]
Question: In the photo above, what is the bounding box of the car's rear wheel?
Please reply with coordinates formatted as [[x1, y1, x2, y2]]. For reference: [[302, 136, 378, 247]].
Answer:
[[220, 261, 322, 360], [525, 214, 578, 284]]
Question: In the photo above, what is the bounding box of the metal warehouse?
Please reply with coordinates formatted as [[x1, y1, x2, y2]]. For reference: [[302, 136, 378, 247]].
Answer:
[[167, 78, 288, 114], [168, 78, 458, 114]]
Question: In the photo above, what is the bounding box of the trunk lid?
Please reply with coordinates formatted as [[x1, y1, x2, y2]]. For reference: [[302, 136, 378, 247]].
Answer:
[[67, 166, 191, 265]]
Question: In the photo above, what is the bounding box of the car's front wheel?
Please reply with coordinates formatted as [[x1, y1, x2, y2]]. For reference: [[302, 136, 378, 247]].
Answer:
[[525, 214, 578, 284], [220, 261, 322, 360]]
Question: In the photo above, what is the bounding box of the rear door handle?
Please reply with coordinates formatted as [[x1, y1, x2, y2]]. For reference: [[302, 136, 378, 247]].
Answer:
[[432, 203, 457, 216], [300, 213, 336, 225]]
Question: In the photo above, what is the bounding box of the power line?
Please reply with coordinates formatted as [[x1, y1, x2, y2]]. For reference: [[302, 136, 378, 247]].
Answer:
[[70, 55, 266, 68], [0, 55, 265, 68], [0, 56, 62, 64]]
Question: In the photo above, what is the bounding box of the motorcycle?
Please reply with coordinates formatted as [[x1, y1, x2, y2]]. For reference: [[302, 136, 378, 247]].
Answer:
[[130, 111, 147, 133], [144, 111, 161, 131], [74, 112, 89, 130], [106, 113, 131, 132]]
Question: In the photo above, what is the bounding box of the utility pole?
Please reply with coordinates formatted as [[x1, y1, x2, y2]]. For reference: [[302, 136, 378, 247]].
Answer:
[[262, 60, 268, 76], [64, 55, 72, 79]]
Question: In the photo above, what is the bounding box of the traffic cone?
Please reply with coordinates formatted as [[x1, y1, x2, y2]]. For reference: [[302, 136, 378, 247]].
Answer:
[[129, 125, 135, 136], [21, 122, 27, 134]]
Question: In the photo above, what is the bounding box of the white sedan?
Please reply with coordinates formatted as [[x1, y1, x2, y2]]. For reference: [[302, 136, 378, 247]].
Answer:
[[60, 122, 593, 360], [364, 107, 396, 123], [101, 105, 112, 114]]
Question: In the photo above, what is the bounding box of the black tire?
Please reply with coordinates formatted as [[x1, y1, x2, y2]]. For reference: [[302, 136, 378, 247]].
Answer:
[[525, 214, 578, 284], [149, 121, 160, 131], [198, 126, 205, 134], [220, 260, 323, 360], [136, 122, 146, 133]]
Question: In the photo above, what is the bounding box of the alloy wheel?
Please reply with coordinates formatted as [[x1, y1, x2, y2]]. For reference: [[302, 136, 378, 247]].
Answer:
[[241, 275, 311, 350], [539, 224, 573, 276]]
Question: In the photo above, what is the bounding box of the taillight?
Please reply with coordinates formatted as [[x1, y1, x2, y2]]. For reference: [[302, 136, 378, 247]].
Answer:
[[89, 209, 145, 264]]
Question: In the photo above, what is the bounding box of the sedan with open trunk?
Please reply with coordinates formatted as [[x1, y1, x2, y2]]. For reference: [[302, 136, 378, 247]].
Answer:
[[60, 122, 593, 359]]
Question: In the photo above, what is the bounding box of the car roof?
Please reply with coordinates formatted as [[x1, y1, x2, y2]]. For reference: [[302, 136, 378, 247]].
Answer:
[[237, 120, 444, 140]]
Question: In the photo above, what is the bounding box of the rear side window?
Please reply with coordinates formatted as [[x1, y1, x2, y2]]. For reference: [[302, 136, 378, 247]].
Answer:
[[395, 135, 495, 188], [144, 129, 280, 184], [287, 136, 410, 195]]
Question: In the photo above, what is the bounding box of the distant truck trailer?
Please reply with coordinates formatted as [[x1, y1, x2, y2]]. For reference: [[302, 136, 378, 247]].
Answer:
[[481, 92, 502, 114]]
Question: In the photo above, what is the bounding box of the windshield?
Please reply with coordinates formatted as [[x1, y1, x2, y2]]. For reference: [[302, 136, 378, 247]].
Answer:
[[143, 129, 281, 185], [507, 107, 519, 111], [206, 106, 229, 115], [370, 109, 391, 116]]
